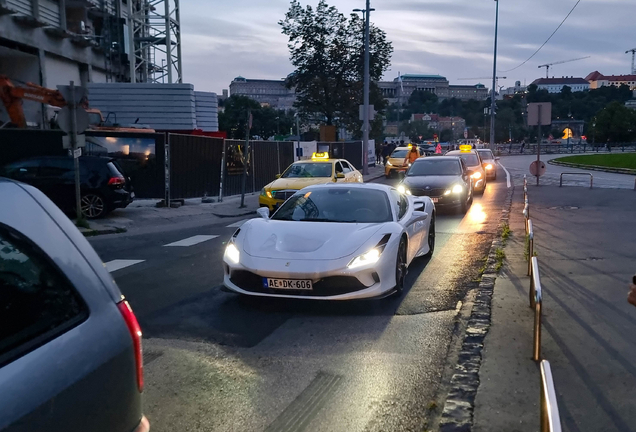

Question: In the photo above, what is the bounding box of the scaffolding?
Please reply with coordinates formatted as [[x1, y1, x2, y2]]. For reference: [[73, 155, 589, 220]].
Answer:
[[127, 0, 183, 84]]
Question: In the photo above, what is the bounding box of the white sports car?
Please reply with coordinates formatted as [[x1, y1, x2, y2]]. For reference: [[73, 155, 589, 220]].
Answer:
[[223, 183, 435, 300]]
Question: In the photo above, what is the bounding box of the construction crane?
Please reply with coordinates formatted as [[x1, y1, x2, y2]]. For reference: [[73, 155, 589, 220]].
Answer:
[[537, 56, 590, 78], [625, 48, 636, 75]]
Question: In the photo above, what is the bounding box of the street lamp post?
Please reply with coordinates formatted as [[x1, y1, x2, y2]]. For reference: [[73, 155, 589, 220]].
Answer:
[[489, 0, 499, 149], [354, 1, 374, 175]]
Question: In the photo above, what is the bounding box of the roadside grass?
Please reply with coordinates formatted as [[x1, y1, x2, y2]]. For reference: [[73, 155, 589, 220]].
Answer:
[[495, 248, 506, 272], [553, 153, 636, 170], [501, 223, 511, 241], [75, 218, 90, 229]]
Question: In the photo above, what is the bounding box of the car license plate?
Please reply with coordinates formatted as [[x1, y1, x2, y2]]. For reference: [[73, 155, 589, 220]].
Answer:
[[263, 278, 313, 290], [431, 198, 439, 203]]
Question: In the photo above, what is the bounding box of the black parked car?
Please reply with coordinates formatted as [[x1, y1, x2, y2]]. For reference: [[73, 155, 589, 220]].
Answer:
[[1, 156, 133, 219], [398, 156, 473, 213]]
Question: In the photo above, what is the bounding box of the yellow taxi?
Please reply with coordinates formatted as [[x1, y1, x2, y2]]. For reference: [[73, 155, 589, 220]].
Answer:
[[445, 145, 487, 194], [259, 153, 363, 211], [385, 145, 422, 179]]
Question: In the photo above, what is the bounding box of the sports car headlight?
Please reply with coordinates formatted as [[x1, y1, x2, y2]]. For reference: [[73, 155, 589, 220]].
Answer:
[[485, 164, 493, 170], [397, 185, 411, 195], [348, 248, 381, 269], [225, 243, 240, 264], [471, 171, 482, 179], [260, 188, 272, 199]]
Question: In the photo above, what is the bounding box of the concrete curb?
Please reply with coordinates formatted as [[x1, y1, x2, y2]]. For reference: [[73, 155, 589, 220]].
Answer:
[[210, 209, 257, 218], [79, 226, 127, 237], [438, 184, 515, 432], [548, 159, 636, 175]]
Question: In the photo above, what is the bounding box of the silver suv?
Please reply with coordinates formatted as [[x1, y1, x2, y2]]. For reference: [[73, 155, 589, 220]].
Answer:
[[0, 178, 149, 432]]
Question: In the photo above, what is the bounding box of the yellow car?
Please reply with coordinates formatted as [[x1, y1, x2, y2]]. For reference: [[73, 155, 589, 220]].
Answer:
[[385, 146, 422, 178], [259, 153, 363, 211]]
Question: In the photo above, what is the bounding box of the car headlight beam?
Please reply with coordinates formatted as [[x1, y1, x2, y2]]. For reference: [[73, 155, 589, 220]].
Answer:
[[485, 164, 493, 170], [471, 171, 482, 179], [225, 243, 240, 264], [452, 184, 463, 194], [348, 248, 382, 269], [397, 185, 411, 195]]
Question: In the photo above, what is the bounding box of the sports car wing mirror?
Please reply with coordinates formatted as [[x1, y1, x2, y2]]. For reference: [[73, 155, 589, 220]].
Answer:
[[257, 207, 270, 219], [413, 200, 426, 212], [495, 157, 500, 161]]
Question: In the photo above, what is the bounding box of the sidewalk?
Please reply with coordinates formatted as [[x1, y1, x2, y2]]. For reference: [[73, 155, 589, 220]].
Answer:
[[473, 184, 636, 432], [80, 165, 386, 235]]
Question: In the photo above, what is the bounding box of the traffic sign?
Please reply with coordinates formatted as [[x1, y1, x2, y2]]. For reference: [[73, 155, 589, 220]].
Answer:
[[57, 85, 88, 104], [529, 160, 546, 177], [62, 134, 86, 149], [527, 103, 552, 126], [58, 106, 89, 134], [359, 105, 376, 121]]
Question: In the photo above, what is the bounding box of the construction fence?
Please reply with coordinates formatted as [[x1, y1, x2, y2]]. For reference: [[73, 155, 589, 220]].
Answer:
[[0, 130, 371, 201]]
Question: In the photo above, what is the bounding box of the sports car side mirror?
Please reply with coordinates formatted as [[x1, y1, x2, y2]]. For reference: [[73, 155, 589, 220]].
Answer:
[[413, 200, 426, 212], [257, 207, 270, 219], [495, 157, 500, 161]]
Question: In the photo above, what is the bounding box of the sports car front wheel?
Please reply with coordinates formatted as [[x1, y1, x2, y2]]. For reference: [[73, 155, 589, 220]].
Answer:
[[425, 215, 435, 258], [394, 238, 408, 295]]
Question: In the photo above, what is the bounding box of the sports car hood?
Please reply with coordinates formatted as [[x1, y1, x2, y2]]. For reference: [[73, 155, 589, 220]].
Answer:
[[266, 177, 333, 191], [242, 219, 384, 260], [403, 175, 462, 189]]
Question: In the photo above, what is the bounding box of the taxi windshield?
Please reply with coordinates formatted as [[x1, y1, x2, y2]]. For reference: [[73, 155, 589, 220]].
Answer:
[[272, 188, 392, 223], [391, 150, 409, 158], [448, 153, 479, 167], [281, 163, 332, 178], [408, 159, 461, 176], [477, 150, 494, 161]]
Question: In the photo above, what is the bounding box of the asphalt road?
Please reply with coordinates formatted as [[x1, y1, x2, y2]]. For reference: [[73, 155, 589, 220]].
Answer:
[[88, 166, 509, 432]]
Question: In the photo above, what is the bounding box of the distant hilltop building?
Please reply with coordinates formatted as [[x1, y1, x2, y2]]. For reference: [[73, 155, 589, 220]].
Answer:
[[531, 77, 590, 93], [378, 74, 489, 103], [586, 71, 636, 91], [229, 76, 296, 110]]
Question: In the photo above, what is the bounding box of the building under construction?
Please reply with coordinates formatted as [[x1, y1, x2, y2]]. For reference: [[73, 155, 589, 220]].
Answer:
[[0, 0, 183, 127]]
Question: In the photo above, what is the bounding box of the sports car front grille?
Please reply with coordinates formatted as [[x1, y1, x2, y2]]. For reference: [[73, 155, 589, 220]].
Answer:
[[271, 190, 297, 201], [410, 187, 446, 197], [230, 270, 369, 297]]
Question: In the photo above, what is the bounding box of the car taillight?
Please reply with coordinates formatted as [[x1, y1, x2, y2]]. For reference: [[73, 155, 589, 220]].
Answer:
[[118, 300, 143, 392], [108, 176, 126, 186]]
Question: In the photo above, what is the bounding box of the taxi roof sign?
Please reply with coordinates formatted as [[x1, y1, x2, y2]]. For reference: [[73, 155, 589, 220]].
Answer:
[[312, 152, 329, 160], [459, 145, 473, 153]]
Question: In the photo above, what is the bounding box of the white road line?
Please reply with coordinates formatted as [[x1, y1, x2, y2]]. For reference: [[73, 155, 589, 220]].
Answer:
[[500, 163, 512, 188], [104, 259, 145, 273], [163, 235, 219, 247], [226, 219, 248, 228]]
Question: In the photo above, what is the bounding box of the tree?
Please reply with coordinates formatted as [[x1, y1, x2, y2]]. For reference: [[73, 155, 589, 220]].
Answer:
[[440, 129, 453, 142], [279, 0, 393, 137], [218, 95, 260, 139], [593, 101, 636, 142]]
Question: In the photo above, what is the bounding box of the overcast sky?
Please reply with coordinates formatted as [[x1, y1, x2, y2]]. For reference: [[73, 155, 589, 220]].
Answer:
[[180, 0, 634, 94]]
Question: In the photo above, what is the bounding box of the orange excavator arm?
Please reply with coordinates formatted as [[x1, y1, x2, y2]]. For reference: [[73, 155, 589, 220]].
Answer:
[[0, 75, 67, 127]]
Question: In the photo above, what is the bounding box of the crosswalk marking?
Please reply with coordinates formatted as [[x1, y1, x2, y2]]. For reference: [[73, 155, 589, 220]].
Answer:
[[226, 219, 249, 228], [163, 235, 219, 247], [105, 260, 145, 273]]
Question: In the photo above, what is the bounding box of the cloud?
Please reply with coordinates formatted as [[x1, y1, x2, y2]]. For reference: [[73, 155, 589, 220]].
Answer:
[[181, 0, 635, 93]]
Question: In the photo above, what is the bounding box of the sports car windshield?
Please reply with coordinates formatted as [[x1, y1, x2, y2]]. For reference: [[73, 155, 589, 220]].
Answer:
[[272, 188, 392, 223], [408, 159, 461, 176], [281, 163, 332, 178]]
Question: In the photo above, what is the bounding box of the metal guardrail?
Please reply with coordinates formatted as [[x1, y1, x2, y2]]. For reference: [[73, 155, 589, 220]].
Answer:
[[540, 360, 563, 432], [527, 220, 534, 276], [559, 172, 593, 189], [530, 256, 542, 361], [522, 179, 563, 431]]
